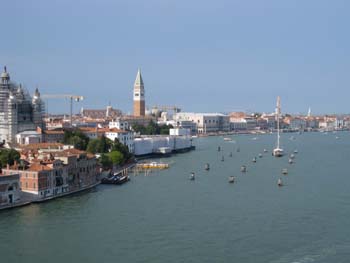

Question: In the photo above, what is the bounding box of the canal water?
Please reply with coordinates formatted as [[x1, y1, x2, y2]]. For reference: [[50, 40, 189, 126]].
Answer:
[[1, 132, 350, 262]]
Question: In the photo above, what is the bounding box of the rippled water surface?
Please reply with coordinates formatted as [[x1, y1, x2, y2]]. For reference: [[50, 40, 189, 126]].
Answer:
[[1, 132, 350, 263]]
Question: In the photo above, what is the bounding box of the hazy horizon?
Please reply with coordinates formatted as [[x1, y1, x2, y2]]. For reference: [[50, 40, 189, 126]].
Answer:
[[1, 0, 349, 115]]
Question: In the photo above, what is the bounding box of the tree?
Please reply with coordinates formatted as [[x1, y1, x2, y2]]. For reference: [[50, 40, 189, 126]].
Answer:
[[63, 130, 90, 150], [87, 139, 100, 154], [100, 154, 112, 169], [109, 151, 124, 165], [0, 149, 20, 167]]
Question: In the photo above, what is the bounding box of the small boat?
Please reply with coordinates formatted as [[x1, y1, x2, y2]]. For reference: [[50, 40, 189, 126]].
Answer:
[[282, 168, 288, 175], [189, 172, 195, 180], [290, 154, 295, 159], [221, 156, 225, 162], [101, 174, 130, 185], [236, 147, 240, 153], [263, 149, 268, 153], [294, 150, 298, 154], [251, 137, 258, 141], [240, 165, 247, 172], [289, 158, 293, 164], [277, 178, 283, 187], [218, 146, 221, 152], [252, 157, 257, 163], [223, 137, 232, 141], [258, 153, 263, 158], [205, 163, 210, 171], [228, 176, 235, 183], [229, 152, 233, 157]]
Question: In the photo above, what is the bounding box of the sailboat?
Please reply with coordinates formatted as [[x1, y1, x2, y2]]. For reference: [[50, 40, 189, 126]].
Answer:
[[273, 96, 284, 157]]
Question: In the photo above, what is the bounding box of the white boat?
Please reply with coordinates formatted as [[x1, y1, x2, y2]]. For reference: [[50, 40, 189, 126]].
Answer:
[[290, 154, 295, 159], [258, 153, 263, 158], [282, 168, 288, 175], [263, 149, 268, 153], [294, 150, 298, 154], [223, 137, 232, 141], [273, 96, 284, 157], [189, 172, 195, 180], [289, 158, 293, 164], [252, 157, 257, 163], [278, 178, 283, 187], [228, 176, 235, 183], [240, 165, 247, 172]]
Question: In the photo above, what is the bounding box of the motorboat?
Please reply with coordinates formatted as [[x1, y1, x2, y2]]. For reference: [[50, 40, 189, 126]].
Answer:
[[236, 147, 240, 153], [263, 149, 268, 153], [205, 163, 210, 171], [294, 150, 298, 154], [218, 146, 221, 152], [228, 176, 235, 183], [252, 157, 257, 163], [223, 137, 233, 141], [101, 174, 130, 185], [289, 158, 293, 164], [290, 154, 295, 159], [189, 172, 195, 180], [282, 168, 288, 175], [221, 156, 225, 162], [277, 178, 283, 187], [240, 165, 247, 173], [258, 153, 263, 158]]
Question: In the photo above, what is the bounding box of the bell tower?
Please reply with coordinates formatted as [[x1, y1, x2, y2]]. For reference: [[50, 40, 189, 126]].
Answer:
[[133, 69, 145, 116]]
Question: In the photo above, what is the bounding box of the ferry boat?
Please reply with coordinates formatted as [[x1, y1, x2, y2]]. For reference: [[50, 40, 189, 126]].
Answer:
[[273, 96, 284, 157]]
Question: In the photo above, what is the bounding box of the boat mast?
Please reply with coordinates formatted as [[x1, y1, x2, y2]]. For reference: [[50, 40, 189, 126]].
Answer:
[[276, 96, 281, 149]]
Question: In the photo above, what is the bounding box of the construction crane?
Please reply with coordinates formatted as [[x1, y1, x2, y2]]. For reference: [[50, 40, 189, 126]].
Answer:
[[41, 94, 84, 127]]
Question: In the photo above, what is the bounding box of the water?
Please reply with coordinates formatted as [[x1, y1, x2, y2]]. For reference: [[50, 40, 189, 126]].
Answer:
[[1, 132, 350, 262]]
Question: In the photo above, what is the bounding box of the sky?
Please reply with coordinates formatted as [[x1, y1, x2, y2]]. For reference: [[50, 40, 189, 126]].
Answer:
[[0, 0, 349, 115]]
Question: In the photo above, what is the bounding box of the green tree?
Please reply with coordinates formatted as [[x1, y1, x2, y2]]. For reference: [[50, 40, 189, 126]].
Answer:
[[109, 151, 124, 165], [0, 149, 20, 167], [86, 139, 100, 154], [100, 153, 112, 169], [63, 129, 90, 150]]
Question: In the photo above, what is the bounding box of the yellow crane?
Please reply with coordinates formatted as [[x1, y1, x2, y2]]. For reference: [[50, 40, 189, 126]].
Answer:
[[41, 94, 84, 127]]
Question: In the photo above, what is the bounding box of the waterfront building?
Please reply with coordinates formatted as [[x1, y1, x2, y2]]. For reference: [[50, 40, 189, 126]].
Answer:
[[2, 148, 99, 200], [0, 172, 21, 207], [134, 135, 192, 156], [175, 113, 230, 134], [133, 69, 145, 117], [0, 67, 45, 144]]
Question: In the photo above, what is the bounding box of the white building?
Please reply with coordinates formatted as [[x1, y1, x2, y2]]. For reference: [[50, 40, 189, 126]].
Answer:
[[0, 67, 45, 144], [109, 119, 130, 130], [16, 130, 42, 145], [104, 128, 135, 153], [175, 113, 230, 134]]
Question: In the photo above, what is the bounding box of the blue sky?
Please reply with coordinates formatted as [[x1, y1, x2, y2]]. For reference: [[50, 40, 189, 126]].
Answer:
[[1, 0, 349, 114]]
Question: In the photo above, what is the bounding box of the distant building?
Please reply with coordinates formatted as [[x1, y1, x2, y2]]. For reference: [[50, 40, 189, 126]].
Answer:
[[175, 113, 230, 134], [0, 66, 44, 144], [133, 69, 145, 117], [109, 119, 130, 130], [81, 106, 122, 119]]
